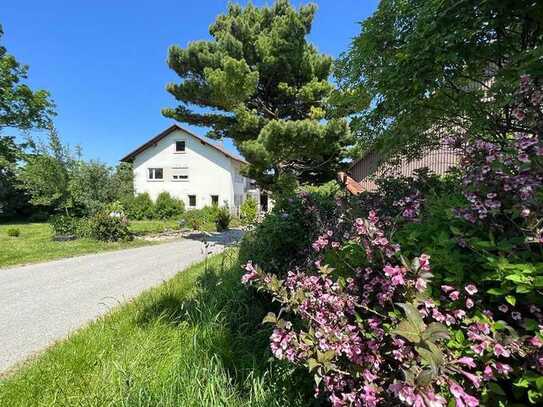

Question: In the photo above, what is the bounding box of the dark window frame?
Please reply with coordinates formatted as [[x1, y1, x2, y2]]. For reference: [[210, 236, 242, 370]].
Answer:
[[175, 141, 186, 153], [188, 195, 196, 207], [148, 167, 164, 180]]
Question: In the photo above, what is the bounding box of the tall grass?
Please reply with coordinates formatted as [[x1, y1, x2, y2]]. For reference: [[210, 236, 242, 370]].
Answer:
[[0, 251, 314, 406]]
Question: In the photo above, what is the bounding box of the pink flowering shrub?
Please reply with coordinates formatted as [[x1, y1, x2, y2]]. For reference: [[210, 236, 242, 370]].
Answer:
[[243, 209, 542, 406], [240, 77, 543, 406]]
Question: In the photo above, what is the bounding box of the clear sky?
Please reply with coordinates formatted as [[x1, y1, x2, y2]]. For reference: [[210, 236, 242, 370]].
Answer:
[[1, 0, 378, 165]]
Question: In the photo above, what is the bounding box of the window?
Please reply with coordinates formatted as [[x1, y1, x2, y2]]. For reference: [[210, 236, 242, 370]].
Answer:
[[148, 168, 163, 180], [211, 195, 219, 206], [188, 195, 196, 207], [175, 141, 186, 152], [172, 167, 189, 181]]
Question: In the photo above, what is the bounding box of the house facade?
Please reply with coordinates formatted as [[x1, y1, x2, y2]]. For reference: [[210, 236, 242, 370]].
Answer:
[[121, 124, 262, 212]]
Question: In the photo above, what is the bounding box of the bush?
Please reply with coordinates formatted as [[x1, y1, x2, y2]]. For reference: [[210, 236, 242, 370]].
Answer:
[[238, 187, 337, 277], [182, 210, 203, 230], [125, 193, 154, 220], [88, 211, 132, 242], [6, 228, 20, 237], [215, 207, 232, 231], [154, 192, 185, 219], [181, 206, 222, 231], [240, 77, 543, 406], [49, 214, 79, 236], [240, 197, 258, 226]]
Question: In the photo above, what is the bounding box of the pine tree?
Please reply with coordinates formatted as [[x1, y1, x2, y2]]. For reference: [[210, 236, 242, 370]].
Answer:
[[163, 0, 351, 191]]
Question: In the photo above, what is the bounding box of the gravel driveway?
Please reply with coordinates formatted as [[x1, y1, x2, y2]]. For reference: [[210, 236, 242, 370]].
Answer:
[[0, 231, 241, 374]]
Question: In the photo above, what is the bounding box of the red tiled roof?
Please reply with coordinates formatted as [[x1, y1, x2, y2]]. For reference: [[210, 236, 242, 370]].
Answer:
[[337, 171, 364, 195], [120, 123, 247, 164]]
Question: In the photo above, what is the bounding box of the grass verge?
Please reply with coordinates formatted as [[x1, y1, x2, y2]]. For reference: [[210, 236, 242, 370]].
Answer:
[[0, 223, 152, 268], [0, 250, 312, 406]]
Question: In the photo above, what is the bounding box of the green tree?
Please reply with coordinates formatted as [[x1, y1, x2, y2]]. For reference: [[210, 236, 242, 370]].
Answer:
[[335, 0, 543, 159], [163, 0, 351, 190], [70, 160, 116, 215], [0, 25, 54, 131], [0, 24, 55, 217], [18, 128, 74, 214], [111, 162, 134, 202]]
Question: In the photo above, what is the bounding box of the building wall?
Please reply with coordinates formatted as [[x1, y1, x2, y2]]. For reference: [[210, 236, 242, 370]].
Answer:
[[350, 145, 460, 191], [132, 128, 248, 210]]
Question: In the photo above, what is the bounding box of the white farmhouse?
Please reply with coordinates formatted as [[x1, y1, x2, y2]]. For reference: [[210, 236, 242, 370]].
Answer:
[[121, 124, 268, 213]]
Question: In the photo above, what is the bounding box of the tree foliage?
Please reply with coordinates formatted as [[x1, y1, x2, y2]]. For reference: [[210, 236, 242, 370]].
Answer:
[[163, 0, 352, 190], [0, 24, 54, 131], [0, 24, 55, 218], [335, 0, 543, 159]]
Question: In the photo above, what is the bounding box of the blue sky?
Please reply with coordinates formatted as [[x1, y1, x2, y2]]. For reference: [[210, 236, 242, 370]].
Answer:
[[1, 0, 378, 165]]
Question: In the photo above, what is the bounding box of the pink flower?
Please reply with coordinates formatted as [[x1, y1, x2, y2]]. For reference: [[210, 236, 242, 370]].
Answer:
[[483, 365, 495, 380], [457, 357, 476, 368], [529, 336, 543, 348], [241, 262, 259, 284], [466, 298, 474, 309], [493, 343, 511, 358], [449, 382, 479, 407], [462, 371, 482, 388], [498, 304, 509, 313], [495, 362, 512, 375], [441, 285, 455, 293], [418, 254, 431, 271], [453, 309, 466, 320], [415, 278, 427, 292], [464, 284, 478, 295], [449, 291, 460, 301]]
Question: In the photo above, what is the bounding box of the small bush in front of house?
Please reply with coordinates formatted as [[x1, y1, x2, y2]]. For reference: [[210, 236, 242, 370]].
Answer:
[[182, 209, 205, 230], [50, 214, 80, 236], [215, 207, 232, 231], [125, 193, 154, 220], [105, 200, 126, 216], [154, 192, 185, 219], [88, 211, 132, 241], [240, 197, 258, 226], [7, 228, 20, 237]]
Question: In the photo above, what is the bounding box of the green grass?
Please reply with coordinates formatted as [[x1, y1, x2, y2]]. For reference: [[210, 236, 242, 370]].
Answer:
[[128, 219, 181, 235], [0, 252, 312, 406], [0, 223, 152, 268]]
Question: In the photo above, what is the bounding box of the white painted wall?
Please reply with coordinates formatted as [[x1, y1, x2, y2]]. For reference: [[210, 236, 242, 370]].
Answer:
[[132, 128, 251, 211]]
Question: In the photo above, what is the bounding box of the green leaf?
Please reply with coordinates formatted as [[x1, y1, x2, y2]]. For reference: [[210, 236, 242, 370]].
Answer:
[[262, 312, 277, 324], [307, 358, 319, 372], [505, 295, 516, 306], [422, 322, 450, 342], [392, 320, 421, 343], [487, 288, 508, 295]]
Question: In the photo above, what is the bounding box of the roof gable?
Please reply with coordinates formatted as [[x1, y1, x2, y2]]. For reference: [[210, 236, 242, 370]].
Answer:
[[120, 124, 247, 164]]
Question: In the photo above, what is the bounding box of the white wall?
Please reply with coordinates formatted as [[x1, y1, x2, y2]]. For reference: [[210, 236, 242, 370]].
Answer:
[[132, 129, 248, 210]]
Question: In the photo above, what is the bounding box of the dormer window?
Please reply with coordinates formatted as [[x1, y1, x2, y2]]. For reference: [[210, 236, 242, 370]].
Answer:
[[175, 141, 186, 153]]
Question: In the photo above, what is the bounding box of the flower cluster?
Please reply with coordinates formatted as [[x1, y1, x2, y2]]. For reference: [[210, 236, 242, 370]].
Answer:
[[452, 76, 543, 242], [394, 191, 423, 220], [242, 209, 543, 406]]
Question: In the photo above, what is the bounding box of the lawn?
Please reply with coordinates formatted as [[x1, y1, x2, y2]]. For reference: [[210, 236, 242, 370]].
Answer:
[[0, 251, 311, 406], [0, 220, 183, 268]]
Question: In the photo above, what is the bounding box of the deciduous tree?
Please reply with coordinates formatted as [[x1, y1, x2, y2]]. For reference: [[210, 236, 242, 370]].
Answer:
[[335, 0, 543, 159]]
